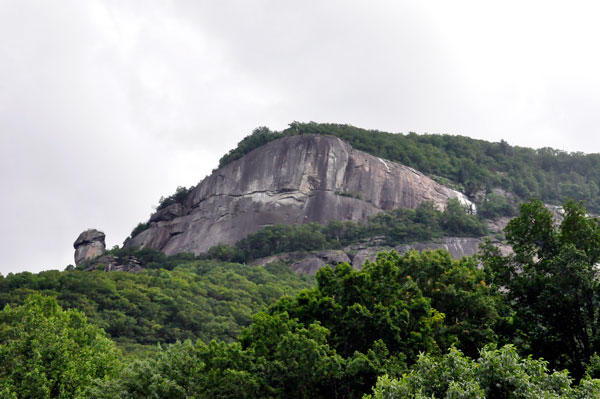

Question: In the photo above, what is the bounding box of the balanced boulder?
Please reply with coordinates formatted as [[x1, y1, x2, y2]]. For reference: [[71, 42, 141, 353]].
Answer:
[[73, 229, 106, 265]]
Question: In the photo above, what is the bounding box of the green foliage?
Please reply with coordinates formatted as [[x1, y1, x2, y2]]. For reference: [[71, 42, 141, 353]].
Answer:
[[335, 190, 362, 200], [93, 324, 336, 398], [0, 257, 313, 350], [11, 231, 600, 397], [477, 192, 517, 219], [440, 198, 485, 236], [0, 295, 121, 399], [128, 186, 193, 238], [239, 312, 345, 398], [89, 248, 503, 398], [87, 314, 345, 399], [481, 199, 600, 377], [101, 246, 197, 271], [86, 339, 265, 399], [12, 193, 600, 397], [203, 200, 487, 263], [271, 260, 443, 362], [385, 250, 506, 357], [218, 122, 600, 213], [366, 345, 600, 399], [233, 223, 328, 261], [128, 222, 150, 239], [218, 126, 283, 168], [273, 250, 502, 359], [157, 185, 192, 211]]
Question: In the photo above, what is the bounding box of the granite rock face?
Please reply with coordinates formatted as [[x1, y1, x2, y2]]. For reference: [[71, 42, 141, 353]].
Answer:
[[125, 135, 474, 256], [250, 250, 351, 275], [251, 238, 512, 275], [350, 237, 511, 269], [73, 229, 106, 265]]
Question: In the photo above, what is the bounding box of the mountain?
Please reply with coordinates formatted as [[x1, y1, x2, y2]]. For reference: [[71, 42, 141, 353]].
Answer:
[[7, 123, 600, 398], [125, 134, 473, 256]]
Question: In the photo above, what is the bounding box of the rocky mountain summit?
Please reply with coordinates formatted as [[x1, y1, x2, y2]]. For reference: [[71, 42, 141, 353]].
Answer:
[[125, 134, 474, 256]]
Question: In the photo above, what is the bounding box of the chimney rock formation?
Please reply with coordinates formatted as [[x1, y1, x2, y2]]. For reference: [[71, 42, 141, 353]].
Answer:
[[73, 229, 106, 265]]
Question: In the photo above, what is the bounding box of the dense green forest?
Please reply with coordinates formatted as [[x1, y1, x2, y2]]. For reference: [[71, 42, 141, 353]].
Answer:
[[0, 258, 312, 352], [4, 199, 600, 397], [217, 122, 600, 213]]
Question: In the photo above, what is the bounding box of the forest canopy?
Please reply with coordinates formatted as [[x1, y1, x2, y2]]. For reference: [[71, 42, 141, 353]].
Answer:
[[0, 259, 313, 351]]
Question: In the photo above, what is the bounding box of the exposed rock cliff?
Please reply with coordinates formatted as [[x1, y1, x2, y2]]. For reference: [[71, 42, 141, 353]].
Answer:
[[252, 250, 352, 275], [125, 135, 473, 256], [250, 237, 512, 274], [73, 229, 106, 265]]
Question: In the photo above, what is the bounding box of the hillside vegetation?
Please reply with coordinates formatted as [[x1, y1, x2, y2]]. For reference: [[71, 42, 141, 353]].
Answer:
[[0, 257, 313, 352]]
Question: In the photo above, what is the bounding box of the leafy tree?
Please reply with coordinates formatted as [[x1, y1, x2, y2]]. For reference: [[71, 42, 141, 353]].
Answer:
[[218, 126, 283, 168], [366, 345, 600, 399], [271, 261, 443, 362], [248, 248, 506, 397], [239, 312, 345, 398], [86, 340, 264, 399], [0, 295, 121, 399], [481, 199, 600, 377], [478, 192, 516, 219], [157, 185, 192, 210], [441, 198, 486, 236], [378, 250, 505, 357], [88, 313, 344, 399]]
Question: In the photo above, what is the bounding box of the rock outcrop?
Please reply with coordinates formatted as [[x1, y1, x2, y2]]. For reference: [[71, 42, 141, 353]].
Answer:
[[125, 135, 474, 256], [251, 250, 352, 275], [251, 237, 512, 275], [84, 254, 144, 273], [73, 229, 106, 265]]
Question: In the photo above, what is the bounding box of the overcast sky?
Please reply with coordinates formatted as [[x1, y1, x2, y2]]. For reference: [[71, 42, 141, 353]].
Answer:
[[2, 0, 600, 275]]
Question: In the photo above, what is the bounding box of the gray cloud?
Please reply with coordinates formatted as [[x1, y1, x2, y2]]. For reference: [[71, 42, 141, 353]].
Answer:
[[1, 0, 599, 274]]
